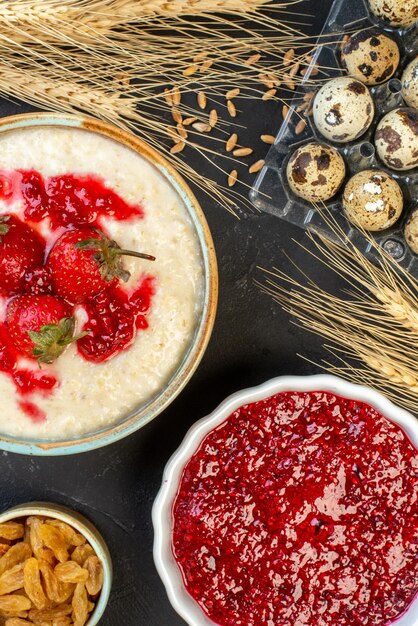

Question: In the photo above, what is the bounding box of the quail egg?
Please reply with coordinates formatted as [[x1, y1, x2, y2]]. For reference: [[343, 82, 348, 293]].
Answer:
[[405, 210, 418, 253], [286, 142, 346, 202], [368, 0, 418, 27], [313, 77, 375, 143], [402, 57, 418, 110], [375, 107, 418, 170], [343, 170, 403, 231], [341, 30, 400, 85]]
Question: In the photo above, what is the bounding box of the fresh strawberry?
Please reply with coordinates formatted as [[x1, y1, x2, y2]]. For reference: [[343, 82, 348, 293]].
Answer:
[[46, 227, 155, 304], [6, 295, 85, 364], [0, 215, 45, 295]]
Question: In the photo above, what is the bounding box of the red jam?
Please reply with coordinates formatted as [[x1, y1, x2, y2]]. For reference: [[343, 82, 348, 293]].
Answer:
[[78, 276, 154, 363], [0, 168, 153, 421], [173, 391, 418, 626], [0, 169, 143, 229]]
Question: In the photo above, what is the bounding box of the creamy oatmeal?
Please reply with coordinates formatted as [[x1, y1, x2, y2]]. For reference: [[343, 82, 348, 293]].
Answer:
[[0, 126, 204, 440]]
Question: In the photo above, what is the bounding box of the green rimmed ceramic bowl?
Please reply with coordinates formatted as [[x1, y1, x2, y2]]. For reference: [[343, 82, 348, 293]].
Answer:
[[0, 113, 218, 456], [0, 501, 112, 625]]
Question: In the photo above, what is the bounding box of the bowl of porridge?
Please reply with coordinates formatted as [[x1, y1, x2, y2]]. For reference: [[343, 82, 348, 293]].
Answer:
[[153, 375, 418, 626], [0, 113, 217, 455]]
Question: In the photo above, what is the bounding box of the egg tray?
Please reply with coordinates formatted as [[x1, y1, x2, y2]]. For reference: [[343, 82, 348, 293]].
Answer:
[[250, 0, 418, 273]]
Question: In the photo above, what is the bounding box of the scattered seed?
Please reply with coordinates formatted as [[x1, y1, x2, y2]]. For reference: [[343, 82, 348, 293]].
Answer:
[[183, 64, 198, 77], [260, 134, 275, 144], [170, 142, 185, 154], [289, 62, 300, 78], [197, 91, 207, 110], [193, 52, 208, 62], [192, 122, 212, 133], [227, 100, 237, 118], [163, 89, 173, 106], [305, 107, 314, 118], [200, 59, 213, 71], [171, 107, 182, 124], [228, 170, 238, 187], [209, 109, 218, 127], [284, 77, 296, 91], [283, 49, 295, 66], [245, 53, 261, 65], [282, 105, 289, 118], [233, 147, 253, 157], [226, 133, 238, 152], [177, 124, 188, 139], [296, 102, 308, 113], [303, 91, 315, 102], [310, 65, 319, 76], [249, 159, 265, 174], [166, 126, 179, 141], [183, 116, 198, 126], [226, 88, 240, 100], [295, 119, 307, 135], [262, 89, 277, 101], [172, 86, 181, 106]]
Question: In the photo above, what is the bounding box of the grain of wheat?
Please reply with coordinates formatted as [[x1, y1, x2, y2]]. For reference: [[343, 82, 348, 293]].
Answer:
[[288, 62, 300, 77], [171, 107, 182, 124], [228, 169, 238, 187], [170, 141, 185, 154], [283, 49, 295, 66], [172, 86, 181, 106], [233, 147, 253, 157], [176, 124, 188, 139], [209, 109, 218, 127], [192, 122, 212, 133], [295, 119, 307, 134], [249, 159, 265, 174], [197, 92, 207, 110], [183, 64, 198, 77], [226, 133, 238, 152], [282, 105, 289, 118], [245, 53, 261, 65], [183, 116, 198, 126], [227, 100, 237, 118], [226, 88, 240, 100], [262, 89, 276, 100], [260, 134, 275, 144]]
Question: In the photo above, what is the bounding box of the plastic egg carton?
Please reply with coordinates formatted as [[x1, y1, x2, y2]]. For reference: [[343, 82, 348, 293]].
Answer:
[[250, 0, 418, 272]]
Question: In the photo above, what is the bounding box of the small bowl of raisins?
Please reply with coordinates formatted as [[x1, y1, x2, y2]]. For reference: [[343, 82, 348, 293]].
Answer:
[[0, 502, 112, 625]]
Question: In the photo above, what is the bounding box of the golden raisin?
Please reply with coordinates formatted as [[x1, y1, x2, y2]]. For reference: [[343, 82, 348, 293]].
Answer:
[[70, 545, 94, 567], [0, 544, 31, 577], [45, 522, 85, 548], [5, 619, 34, 626], [23, 559, 48, 610], [54, 562, 88, 585], [0, 524, 24, 541], [28, 604, 71, 622], [0, 595, 31, 612], [0, 545, 10, 558], [0, 563, 25, 595], [72, 583, 88, 626], [38, 526, 68, 563], [84, 557, 103, 596]]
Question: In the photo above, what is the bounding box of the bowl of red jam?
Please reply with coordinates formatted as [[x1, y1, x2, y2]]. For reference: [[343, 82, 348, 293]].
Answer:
[[153, 374, 418, 626]]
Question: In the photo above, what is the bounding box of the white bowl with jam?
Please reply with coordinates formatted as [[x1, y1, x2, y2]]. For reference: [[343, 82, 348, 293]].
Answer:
[[153, 375, 418, 626]]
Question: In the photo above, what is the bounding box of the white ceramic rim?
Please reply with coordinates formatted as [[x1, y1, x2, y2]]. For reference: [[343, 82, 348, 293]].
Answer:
[[0, 502, 112, 625], [152, 374, 418, 626]]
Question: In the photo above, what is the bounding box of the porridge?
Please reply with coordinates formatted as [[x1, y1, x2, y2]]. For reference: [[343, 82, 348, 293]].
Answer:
[[0, 126, 204, 440]]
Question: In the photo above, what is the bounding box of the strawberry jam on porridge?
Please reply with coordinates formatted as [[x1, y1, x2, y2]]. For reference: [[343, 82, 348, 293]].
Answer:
[[173, 391, 418, 626], [0, 126, 204, 439]]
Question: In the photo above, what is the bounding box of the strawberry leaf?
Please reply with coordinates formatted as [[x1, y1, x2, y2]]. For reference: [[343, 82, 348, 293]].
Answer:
[[28, 317, 89, 365], [75, 232, 155, 284]]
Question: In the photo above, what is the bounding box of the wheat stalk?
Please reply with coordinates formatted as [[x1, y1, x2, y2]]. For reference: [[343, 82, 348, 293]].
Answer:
[[258, 215, 418, 414]]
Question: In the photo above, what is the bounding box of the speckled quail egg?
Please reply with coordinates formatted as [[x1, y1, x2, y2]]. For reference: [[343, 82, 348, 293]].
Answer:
[[343, 170, 403, 231], [375, 107, 418, 170], [402, 57, 418, 109], [405, 209, 418, 253], [341, 30, 400, 85], [368, 0, 418, 27], [286, 142, 346, 202], [313, 77, 375, 143]]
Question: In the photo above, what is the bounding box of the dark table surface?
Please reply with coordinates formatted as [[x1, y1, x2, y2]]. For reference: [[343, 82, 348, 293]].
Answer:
[[0, 2, 337, 624]]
